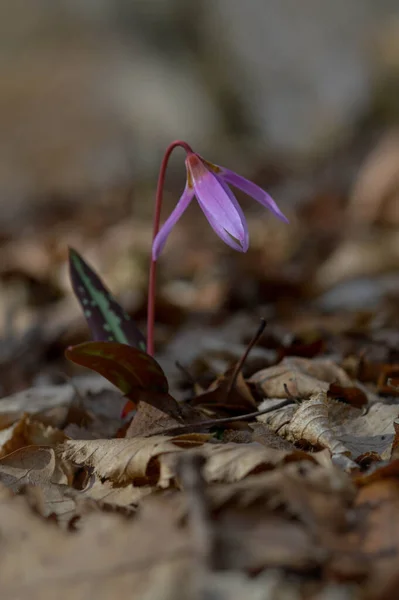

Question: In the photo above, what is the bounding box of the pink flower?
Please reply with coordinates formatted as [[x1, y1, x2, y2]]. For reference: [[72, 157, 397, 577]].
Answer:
[[152, 151, 288, 259]]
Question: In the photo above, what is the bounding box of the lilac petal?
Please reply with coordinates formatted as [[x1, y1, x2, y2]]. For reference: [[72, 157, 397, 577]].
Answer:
[[215, 175, 249, 251], [187, 156, 248, 251], [152, 184, 194, 260], [219, 167, 289, 223]]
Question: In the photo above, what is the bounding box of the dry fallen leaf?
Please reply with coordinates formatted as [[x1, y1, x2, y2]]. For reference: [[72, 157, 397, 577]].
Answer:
[[60, 434, 210, 486], [256, 386, 399, 465], [257, 392, 351, 454], [61, 434, 317, 491], [250, 357, 355, 399], [0, 446, 61, 491], [0, 415, 66, 458], [0, 483, 195, 600]]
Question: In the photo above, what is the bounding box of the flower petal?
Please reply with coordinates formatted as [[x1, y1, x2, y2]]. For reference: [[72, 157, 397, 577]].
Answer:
[[214, 176, 249, 251], [152, 184, 194, 260], [219, 168, 289, 223], [187, 154, 248, 251]]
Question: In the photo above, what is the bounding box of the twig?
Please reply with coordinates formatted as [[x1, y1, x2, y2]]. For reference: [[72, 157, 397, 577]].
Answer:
[[150, 398, 294, 437], [175, 360, 197, 386], [225, 317, 267, 400]]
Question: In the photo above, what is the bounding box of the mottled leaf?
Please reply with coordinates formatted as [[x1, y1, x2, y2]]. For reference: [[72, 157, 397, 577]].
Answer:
[[69, 247, 146, 351], [65, 341, 182, 420]]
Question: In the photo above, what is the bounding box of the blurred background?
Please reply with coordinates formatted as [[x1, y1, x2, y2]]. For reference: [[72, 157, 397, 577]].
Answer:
[[1, 0, 399, 395]]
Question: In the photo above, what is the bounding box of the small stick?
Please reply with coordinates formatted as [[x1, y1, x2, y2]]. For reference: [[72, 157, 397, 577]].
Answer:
[[150, 398, 294, 437], [175, 360, 197, 386], [225, 318, 267, 400]]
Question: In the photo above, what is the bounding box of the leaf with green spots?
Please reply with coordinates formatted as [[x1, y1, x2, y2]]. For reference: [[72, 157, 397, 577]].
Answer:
[[65, 341, 182, 420], [69, 248, 146, 351]]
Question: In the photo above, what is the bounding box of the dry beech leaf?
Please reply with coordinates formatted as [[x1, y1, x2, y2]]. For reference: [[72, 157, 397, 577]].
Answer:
[[0, 415, 66, 458], [217, 513, 323, 572], [26, 478, 144, 527], [0, 484, 194, 600], [200, 443, 315, 484], [257, 392, 352, 457], [250, 357, 353, 399], [61, 435, 317, 489], [0, 446, 59, 492], [190, 368, 257, 417], [60, 434, 210, 486], [331, 401, 399, 460], [207, 461, 354, 524], [257, 390, 399, 466], [24, 484, 78, 527], [341, 479, 399, 597], [80, 477, 153, 508], [160, 443, 315, 487]]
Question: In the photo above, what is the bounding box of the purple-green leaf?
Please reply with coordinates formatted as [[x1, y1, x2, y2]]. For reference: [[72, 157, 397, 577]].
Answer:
[[66, 341, 182, 420], [69, 248, 146, 351]]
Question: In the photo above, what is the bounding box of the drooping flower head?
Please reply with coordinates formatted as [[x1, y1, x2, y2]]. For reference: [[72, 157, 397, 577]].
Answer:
[[152, 149, 288, 260]]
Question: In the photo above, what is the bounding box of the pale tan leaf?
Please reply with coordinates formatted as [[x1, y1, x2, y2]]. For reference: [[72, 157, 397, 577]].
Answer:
[[258, 392, 351, 456], [60, 435, 209, 486], [201, 443, 315, 484], [207, 461, 355, 526], [257, 387, 399, 464], [81, 477, 153, 508], [0, 484, 194, 600], [161, 442, 316, 487], [24, 484, 78, 528], [331, 401, 399, 459], [0, 446, 57, 492], [0, 415, 66, 458], [250, 357, 352, 399]]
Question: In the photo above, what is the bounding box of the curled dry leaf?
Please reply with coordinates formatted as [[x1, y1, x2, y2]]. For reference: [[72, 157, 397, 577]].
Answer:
[[257, 389, 399, 464], [258, 392, 351, 456], [250, 357, 354, 400], [331, 401, 399, 460], [0, 415, 66, 458], [60, 434, 210, 486], [0, 484, 194, 600], [200, 443, 315, 484], [24, 484, 79, 528], [62, 434, 317, 489], [340, 478, 399, 597], [190, 368, 257, 417], [80, 477, 153, 509], [0, 446, 60, 492]]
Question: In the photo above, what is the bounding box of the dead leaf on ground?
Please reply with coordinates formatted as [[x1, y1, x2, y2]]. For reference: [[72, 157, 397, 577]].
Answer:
[[257, 392, 352, 456], [0, 415, 66, 458], [0, 483, 195, 600], [0, 446, 64, 491], [80, 477, 153, 509], [256, 388, 399, 464], [341, 478, 399, 598], [60, 434, 211, 487], [250, 357, 357, 401], [61, 434, 318, 490], [190, 368, 257, 417], [23, 483, 79, 527]]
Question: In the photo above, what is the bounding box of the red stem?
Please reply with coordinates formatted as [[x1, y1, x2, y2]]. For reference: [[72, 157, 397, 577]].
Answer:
[[147, 140, 193, 356]]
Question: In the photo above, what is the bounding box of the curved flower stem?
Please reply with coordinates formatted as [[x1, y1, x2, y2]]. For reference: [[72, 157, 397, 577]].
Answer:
[[147, 140, 193, 356]]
